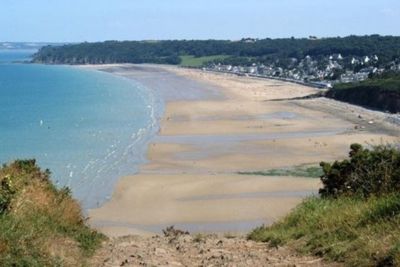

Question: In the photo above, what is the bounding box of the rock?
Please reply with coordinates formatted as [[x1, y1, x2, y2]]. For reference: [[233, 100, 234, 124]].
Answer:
[[169, 261, 183, 266], [245, 242, 253, 248], [155, 248, 167, 256], [179, 235, 193, 243], [246, 259, 253, 265], [118, 242, 131, 248]]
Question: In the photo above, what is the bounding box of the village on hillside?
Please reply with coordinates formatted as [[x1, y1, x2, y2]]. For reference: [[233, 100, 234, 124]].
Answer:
[[205, 53, 400, 88]]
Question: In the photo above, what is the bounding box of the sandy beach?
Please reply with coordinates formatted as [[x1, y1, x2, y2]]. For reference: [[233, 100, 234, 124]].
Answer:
[[85, 64, 399, 237]]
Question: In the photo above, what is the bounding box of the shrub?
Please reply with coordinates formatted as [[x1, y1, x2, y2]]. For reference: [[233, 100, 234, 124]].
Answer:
[[319, 144, 400, 198], [0, 176, 15, 214]]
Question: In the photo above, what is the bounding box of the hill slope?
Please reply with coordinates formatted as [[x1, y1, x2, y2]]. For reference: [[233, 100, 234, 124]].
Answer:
[[249, 144, 400, 266], [0, 160, 104, 266]]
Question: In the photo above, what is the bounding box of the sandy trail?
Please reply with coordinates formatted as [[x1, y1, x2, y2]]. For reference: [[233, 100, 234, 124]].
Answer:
[[90, 230, 340, 267]]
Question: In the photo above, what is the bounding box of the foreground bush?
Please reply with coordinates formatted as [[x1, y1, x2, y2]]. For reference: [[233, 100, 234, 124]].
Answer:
[[319, 144, 400, 198], [0, 160, 105, 266], [249, 144, 400, 266]]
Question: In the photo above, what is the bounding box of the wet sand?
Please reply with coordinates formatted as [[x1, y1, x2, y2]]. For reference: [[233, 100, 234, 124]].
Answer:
[[85, 64, 398, 237]]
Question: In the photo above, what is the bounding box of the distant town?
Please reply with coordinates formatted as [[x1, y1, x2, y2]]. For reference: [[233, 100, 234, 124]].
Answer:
[[204, 53, 400, 88], [5, 37, 400, 90]]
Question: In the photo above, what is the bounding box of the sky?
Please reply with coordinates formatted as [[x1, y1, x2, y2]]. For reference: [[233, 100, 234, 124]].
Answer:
[[1, 0, 400, 42]]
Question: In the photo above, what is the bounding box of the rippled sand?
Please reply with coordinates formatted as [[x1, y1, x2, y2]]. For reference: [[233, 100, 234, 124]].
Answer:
[[85, 64, 399, 237]]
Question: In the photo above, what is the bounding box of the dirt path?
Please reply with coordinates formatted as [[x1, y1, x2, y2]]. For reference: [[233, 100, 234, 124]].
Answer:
[[90, 228, 339, 267]]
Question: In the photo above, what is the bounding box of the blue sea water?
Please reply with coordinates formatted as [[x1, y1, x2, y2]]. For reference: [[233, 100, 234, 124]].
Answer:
[[0, 49, 37, 63], [0, 50, 157, 209]]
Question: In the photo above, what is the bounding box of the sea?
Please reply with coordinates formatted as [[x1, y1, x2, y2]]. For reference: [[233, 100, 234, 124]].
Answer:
[[0, 49, 158, 209]]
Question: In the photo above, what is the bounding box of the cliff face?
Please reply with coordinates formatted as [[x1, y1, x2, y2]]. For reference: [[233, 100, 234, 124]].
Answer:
[[326, 85, 400, 114]]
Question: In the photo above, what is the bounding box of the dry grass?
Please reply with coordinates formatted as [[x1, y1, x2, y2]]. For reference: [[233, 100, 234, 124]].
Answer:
[[0, 160, 105, 266]]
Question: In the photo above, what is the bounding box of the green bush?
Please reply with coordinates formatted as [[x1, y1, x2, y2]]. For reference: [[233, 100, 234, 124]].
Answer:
[[0, 176, 15, 214], [319, 144, 400, 198]]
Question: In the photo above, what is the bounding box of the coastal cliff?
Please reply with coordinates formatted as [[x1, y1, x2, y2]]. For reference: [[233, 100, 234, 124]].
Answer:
[[326, 73, 400, 113]]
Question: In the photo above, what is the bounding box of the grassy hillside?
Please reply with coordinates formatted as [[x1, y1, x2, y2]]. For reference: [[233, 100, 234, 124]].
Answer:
[[249, 144, 400, 266], [179, 55, 229, 67], [250, 195, 400, 266], [327, 72, 400, 113], [0, 160, 104, 266]]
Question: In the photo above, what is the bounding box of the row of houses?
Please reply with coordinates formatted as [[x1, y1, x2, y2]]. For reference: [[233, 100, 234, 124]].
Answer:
[[205, 54, 398, 88]]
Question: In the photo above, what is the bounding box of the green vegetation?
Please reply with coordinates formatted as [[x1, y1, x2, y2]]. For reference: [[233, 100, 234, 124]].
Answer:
[[319, 143, 400, 198], [327, 72, 400, 113], [32, 35, 400, 67], [179, 55, 229, 67], [0, 160, 105, 266], [249, 144, 400, 266], [249, 195, 400, 266], [238, 165, 323, 178]]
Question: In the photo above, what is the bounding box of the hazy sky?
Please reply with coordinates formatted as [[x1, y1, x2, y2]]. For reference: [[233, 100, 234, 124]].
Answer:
[[1, 0, 400, 42]]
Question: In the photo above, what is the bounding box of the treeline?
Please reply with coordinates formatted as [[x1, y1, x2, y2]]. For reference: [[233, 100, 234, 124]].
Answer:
[[326, 72, 400, 113], [32, 35, 400, 65]]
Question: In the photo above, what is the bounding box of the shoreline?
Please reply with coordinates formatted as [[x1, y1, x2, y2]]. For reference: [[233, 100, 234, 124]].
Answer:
[[84, 64, 398, 237]]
